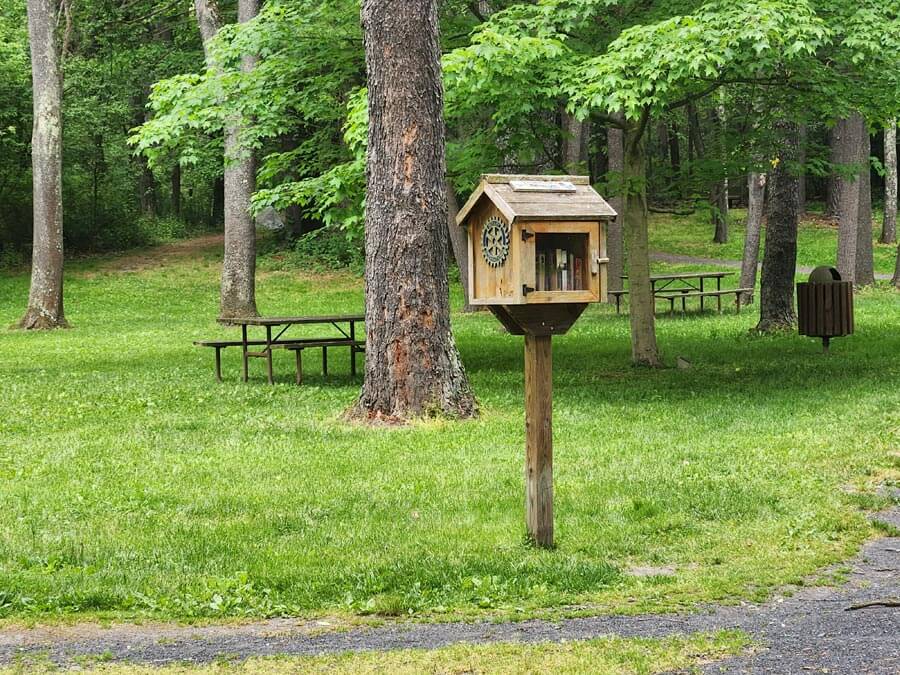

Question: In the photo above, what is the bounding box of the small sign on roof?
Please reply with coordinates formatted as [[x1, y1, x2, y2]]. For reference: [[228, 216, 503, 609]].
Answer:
[[509, 180, 577, 193]]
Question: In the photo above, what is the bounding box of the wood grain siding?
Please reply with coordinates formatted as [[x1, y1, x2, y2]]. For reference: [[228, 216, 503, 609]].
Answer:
[[797, 282, 854, 337]]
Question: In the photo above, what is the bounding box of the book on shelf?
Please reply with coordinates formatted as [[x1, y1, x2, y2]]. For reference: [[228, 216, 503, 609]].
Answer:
[[574, 256, 583, 290]]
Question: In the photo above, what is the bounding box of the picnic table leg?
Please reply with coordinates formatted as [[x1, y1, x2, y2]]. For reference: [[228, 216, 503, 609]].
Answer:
[[700, 277, 705, 312], [241, 325, 249, 382], [266, 325, 274, 385], [716, 277, 722, 313], [322, 346, 328, 377], [215, 347, 222, 383], [350, 321, 357, 376], [295, 349, 303, 385], [615, 294, 621, 314], [681, 293, 687, 314], [736, 293, 742, 314]]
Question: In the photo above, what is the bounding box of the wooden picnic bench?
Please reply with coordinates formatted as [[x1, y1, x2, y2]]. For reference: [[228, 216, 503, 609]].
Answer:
[[195, 314, 365, 384], [613, 272, 751, 315]]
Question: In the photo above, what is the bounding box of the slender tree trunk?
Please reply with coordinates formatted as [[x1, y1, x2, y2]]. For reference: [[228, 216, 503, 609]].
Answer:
[[561, 110, 588, 173], [20, 0, 66, 330], [835, 114, 864, 283], [445, 178, 474, 312], [194, 0, 258, 319], [606, 119, 625, 299], [739, 171, 766, 304], [210, 176, 224, 226], [624, 122, 660, 366], [171, 164, 182, 217], [825, 127, 841, 219], [710, 105, 728, 243], [893, 241, 900, 289], [756, 121, 800, 333], [855, 129, 875, 286], [353, 0, 476, 421], [881, 122, 897, 244], [797, 124, 806, 215]]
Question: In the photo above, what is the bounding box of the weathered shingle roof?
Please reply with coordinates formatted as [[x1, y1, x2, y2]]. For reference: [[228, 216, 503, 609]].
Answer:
[[456, 174, 616, 226]]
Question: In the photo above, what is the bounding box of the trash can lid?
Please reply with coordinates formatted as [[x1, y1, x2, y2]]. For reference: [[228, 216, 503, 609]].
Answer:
[[809, 266, 841, 283]]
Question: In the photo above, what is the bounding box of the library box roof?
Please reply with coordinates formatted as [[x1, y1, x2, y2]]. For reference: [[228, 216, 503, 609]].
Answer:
[[455, 174, 616, 226]]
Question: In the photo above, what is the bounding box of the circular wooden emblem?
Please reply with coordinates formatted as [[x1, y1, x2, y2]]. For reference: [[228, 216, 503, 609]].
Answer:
[[481, 217, 510, 267]]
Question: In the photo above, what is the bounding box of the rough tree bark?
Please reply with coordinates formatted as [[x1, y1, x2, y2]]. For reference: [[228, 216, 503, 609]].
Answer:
[[881, 122, 897, 245], [445, 178, 474, 312], [624, 121, 661, 366], [835, 114, 864, 283], [353, 0, 476, 421], [739, 171, 766, 304], [756, 121, 800, 333], [797, 124, 806, 214], [606, 120, 625, 299], [194, 0, 259, 320], [893, 242, 900, 289], [20, 0, 66, 330], [855, 129, 874, 286]]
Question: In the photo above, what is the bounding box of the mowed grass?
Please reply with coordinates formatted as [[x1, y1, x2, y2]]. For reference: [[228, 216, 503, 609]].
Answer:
[[5, 631, 750, 674], [0, 241, 898, 623], [649, 207, 897, 276]]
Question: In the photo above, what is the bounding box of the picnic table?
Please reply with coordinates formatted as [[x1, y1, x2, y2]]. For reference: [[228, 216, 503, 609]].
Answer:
[[195, 314, 365, 384], [610, 271, 751, 315]]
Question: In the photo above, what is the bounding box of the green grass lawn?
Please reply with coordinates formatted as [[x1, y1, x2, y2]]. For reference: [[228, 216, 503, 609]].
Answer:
[[649, 208, 897, 276], [9, 631, 748, 674], [0, 242, 898, 624]]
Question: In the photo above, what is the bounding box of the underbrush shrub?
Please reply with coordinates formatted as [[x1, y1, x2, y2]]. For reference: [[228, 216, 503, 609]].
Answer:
[[262, 227, 364, 273]]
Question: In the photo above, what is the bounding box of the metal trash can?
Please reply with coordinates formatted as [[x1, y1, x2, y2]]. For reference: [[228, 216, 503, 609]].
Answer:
[[797, 266, 854, 353]]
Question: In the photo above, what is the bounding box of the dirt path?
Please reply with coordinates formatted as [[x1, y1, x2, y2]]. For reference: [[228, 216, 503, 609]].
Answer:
[[651, 252, 894, 281], [91, 234, 225, 273], [2, 507, 897, 672]]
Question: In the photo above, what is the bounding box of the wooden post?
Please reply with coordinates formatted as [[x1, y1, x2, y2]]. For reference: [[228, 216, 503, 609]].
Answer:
[[524, 333, 553, 548]]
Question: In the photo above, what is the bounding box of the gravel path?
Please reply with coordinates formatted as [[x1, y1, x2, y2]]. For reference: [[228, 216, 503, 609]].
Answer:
[[651, 252, 895, 281], [2, 507, 897, 672]]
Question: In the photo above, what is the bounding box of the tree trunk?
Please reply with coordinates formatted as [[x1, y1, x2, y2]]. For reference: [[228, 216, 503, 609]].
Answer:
[[797, 124, 807, 214], [624, 123, 661, 366], [210, 176, 224, 226], [221, 0, 259, 319], [835, 114, 864, 284], [710, 105, 728, 243], [194, 0, 258, 319], [756, 121, 800, 333], [606, 120, 625, 299], [893, 241, 900, 289], [139, 161, 157, 217], [881, 122, 897, 244], [561, 110, 588, 173], [855, 129, 874, 286], [171, 164, 182, 217], [20, 0, 66, 330], [353, 0, 476, 421], [739, 171, 766, 304], [445, 179, 474, 313], [825, 126, 841, 219]]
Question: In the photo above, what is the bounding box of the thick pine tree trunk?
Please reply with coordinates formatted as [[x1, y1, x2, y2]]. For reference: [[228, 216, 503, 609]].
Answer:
[[893, 242, 900, 289], [855, 129, 875, 286], [739, 171, 766, 304], [606, 121, 625, 299], [881, 122, 897, 245], [354, 0, 476, 421], [835, 114, 864, 283], [825, 127, 841, 219], [797, 124, 807, 214], [624, 124, 660, 366], [756, 121, 800, 333], [20, 0, 66, 330]]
